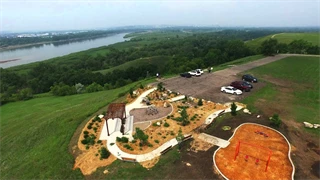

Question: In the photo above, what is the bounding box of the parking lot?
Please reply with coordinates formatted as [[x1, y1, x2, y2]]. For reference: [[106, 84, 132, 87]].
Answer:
[[160, 55, 290, 103]]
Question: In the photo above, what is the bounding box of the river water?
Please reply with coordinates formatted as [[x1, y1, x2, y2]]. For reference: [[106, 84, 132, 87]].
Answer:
[[0, 33, 129, 68]]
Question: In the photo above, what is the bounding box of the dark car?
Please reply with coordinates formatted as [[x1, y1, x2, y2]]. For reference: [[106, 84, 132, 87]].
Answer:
[[242, 81, 253, 89], [242, 74, 258, 83], [230, 81, 251, 92], [180, 72, 192, 78]]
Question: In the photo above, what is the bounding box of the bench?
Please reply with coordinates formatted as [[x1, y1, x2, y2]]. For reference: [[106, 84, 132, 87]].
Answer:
[[160, 145, 172, 155], [121, 157, 136, 162]]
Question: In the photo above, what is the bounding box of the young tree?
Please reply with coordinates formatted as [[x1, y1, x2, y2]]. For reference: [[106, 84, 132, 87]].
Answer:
[[134, 128, 149, 146], [180, 108, 190, 126], [129, 87, 134, 98], [75, 83, 85, 93], [231, 102, 237, 116], [100, 147, 110, 159], [157, 82, 164, 92], [198, 98, 203, 106], [270, 114, 282, 127]]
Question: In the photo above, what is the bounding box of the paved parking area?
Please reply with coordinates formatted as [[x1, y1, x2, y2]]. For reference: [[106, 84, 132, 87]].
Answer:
[[160, 54, 291, 103]]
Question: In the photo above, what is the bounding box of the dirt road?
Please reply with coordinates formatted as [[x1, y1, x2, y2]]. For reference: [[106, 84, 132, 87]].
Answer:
[[159, 54, 317, 103]]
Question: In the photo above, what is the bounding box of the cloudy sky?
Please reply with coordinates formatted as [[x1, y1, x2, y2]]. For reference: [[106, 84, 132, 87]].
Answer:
[[1, 0, 319, 32]]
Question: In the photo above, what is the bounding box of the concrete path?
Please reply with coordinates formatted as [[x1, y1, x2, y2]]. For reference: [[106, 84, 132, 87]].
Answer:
[[198, 133, 230, 148], [102, 85, 245, 162]]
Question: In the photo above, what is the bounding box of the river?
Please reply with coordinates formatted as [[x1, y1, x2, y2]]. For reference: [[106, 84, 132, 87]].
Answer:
[[0, 33, 129, 68]]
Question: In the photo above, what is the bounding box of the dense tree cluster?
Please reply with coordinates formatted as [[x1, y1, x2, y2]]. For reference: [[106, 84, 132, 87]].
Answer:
[[1, 30, 319, 105], [260, 39, 320, 55]]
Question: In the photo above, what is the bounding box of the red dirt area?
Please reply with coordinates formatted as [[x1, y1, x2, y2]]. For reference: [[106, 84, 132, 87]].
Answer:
[[214, 123, 294, 180]]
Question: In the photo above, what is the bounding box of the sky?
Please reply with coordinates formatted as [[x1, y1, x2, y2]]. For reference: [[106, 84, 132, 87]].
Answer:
[[1, 0, 319, 32]]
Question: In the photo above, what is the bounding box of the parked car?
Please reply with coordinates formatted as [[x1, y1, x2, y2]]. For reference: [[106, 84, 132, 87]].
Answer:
[[195, 69, 204, 74], [242, 74, 258, 83], [188, 70, 201, 76], [221, 86, 243, 95], [180, 72, 192, 78], [230, 81, 251, 92], [242, 81, 253, 89]]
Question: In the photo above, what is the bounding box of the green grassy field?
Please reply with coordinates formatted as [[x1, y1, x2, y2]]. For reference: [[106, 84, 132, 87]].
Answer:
[[88, 146, 181, 179], [246, 33, 320, 48], [0, 79, 154, 179], [212, 55, 265, 72], [242, 56, 320, 135], [95, 56, 171, 75]]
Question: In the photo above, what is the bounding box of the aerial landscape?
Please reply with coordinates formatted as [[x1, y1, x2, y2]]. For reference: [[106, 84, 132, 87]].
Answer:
[[1, 0, 319, 180]]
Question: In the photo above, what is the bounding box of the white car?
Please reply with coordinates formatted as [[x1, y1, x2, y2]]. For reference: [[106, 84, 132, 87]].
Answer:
[[221, 86, 242, 95], [188, 70, 201, 76], [195, 69, 204, 74]]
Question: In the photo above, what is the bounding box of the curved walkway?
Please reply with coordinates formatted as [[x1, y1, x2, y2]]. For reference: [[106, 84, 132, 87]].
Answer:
[[212, 122, 295, 180], [105, 87, 245, 163]]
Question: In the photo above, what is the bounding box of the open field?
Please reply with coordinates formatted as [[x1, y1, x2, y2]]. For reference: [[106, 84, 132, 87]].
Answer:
[[246, 33, 320, 47], [214, 123, 294, 180], [243, 56, 320, 134], [0, 79, 154, 179], [95, 56, 171, 75]]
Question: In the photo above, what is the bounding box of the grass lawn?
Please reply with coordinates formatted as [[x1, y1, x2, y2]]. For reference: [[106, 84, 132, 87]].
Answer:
[[242, 56, 320, 135], [0, 79, 154, 179], [87, 147, 181, 179], [212, 55, 265, 72], [246, 33, 320, 48]]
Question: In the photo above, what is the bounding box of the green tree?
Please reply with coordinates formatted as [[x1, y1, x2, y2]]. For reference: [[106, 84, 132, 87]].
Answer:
[[16, 88, 33, 100], [134, 128, 149, 146], [157, 82, 164, 92], [231, 102, 237, 116], [261, 38, 278, 56], [197, 98, 203, 106], [270, 114, 282, 127], [180, 108, 190, 126], [100, 147, 110, 159], [86, 82, 103, 93], [129, 87, 134, 98]]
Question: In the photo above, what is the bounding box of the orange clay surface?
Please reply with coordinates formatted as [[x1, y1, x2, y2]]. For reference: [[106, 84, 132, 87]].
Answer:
[[214, 124, 293, 180]]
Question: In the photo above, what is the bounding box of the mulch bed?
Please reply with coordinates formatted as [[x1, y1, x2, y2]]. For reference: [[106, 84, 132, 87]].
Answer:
[[214, 123, 293, 180]]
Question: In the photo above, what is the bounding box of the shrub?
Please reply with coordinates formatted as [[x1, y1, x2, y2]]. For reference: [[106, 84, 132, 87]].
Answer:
[[148, 143, 153, 147], [154, 140, 160, 144], [152, 122, 158, 126], [164, 122, 170, 127], [93, 127, 98, 132], [85, 145, 89, 150], [167, 116, 170, 119], [94, 115, 100, 121], [139, 84, 144, 89], [100, 147, 110, 159], [131, 139, 137, 143], [231, 102, 237, 116], [170, 131, 175, 136], [270, 114, 282, 127], [97, 140, 102, 144], [197, 99, 203, 106], [110, 143, 115, 146], [116, 137, 128, 143], [83, 134, 89, 139], [83, 131, 89, 135], [162, 136, 166, 139], [81, 139, 88, 145], [87, 125, 92, 129]]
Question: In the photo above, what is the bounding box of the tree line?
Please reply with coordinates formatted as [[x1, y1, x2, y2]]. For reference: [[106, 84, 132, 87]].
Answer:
[[1, 29, 319, 105]]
